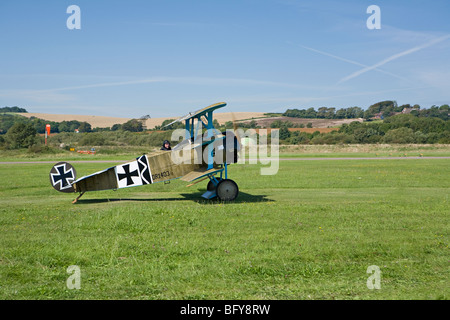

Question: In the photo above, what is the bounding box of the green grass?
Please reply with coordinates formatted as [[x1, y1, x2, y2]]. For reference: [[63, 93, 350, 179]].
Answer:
[[1, 144, 449, 162], [0, 146, 160, 162], [0, 157, 448, 299], [277, 144, 450, 158]]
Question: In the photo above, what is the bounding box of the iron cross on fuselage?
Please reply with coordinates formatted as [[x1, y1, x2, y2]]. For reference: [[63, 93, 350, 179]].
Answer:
[[117, 164, 139, 186]]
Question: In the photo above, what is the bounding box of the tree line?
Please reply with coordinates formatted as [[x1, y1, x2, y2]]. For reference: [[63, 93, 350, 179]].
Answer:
[[0, 106, 28, 113], [283, 101, 449, 121], [278, 114, 449, 145], [284, 106, 364, 119], [0, 113, 147, 135], [0, 101, 449, 150], [0, 114, 93, 134]]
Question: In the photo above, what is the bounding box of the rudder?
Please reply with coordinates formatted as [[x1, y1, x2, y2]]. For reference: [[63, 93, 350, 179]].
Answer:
[[49, 162, 77, 193]]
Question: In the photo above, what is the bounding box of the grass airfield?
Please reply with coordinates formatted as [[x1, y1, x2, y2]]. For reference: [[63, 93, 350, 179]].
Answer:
[[0, 145, 448, 299]]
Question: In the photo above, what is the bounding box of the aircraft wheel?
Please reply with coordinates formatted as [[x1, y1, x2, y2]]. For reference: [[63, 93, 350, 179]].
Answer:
[[216, 179, 239, 201], [207, 178, 222, 191]]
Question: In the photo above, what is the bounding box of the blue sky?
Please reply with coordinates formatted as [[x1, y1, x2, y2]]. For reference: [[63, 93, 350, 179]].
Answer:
[[1, 0, 449, 118]]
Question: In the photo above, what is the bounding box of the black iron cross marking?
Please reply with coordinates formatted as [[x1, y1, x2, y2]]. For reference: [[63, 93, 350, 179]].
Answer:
[[118, 164, 139, 186], [52, 165, 74, 189]]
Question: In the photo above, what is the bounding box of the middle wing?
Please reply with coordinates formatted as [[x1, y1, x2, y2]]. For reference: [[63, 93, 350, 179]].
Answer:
[[180, 167, 223, 182]]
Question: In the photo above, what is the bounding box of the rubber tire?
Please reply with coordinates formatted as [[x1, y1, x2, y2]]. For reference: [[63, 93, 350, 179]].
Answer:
[[207, 178, 222, 191], [216, 179, 239, 201]]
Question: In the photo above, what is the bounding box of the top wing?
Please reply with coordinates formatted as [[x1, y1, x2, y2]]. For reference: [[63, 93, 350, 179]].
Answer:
[[163, 102, 226, 128]]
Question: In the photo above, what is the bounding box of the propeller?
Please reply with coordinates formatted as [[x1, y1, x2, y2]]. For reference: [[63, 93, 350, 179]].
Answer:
[[230, 112, 242, 162], [231, 112, 241, 145]]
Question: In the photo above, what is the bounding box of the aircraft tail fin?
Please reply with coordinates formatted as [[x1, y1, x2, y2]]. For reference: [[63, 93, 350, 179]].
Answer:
[[49, 162, 77, 193]]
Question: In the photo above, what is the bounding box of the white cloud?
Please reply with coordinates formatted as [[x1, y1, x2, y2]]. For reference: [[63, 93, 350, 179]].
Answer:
[[0, 89, 75, 104]]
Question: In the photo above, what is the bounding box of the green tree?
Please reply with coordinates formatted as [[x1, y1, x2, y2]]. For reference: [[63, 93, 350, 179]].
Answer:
[[289, 131, 311, 144], [160, 119, 184, 131], [317, 107, 328, 118], [0, 106, 28, 113], [111, 123, 122, 131], [364, 100, 397, 120], [58, 121, 70, 132], [0, 114, 21, 133], [248, 120, 257, 128], [346, 106, 364, 118], [353, 127, 380, 143], [78, 122, 92, 133], [58, 120, 81, 132], [305, 107, 317, 118], [224, 121, 234, 129], [382, 127, 414, 144], [270, 120, 283, 128], [79, 132, 106, 146], [121, 119, 143, 132], [278, 126, 291, 140], [5, 122, 37, 149]]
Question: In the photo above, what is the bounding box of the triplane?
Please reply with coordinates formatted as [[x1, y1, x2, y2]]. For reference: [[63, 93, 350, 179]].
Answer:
[[49, 102, 241, 203]]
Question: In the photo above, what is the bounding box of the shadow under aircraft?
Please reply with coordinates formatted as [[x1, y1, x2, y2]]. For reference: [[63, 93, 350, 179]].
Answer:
[[74, 190, 273, 205]]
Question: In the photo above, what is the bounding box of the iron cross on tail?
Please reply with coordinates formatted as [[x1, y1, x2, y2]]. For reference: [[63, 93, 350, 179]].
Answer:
[[49, 102, 241, 203]]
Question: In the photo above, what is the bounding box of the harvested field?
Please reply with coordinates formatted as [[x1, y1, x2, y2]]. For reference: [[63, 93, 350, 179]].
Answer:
[[143, 112, 266, 129], [17, 113, 132, 128], [16, 112, 267, 129]]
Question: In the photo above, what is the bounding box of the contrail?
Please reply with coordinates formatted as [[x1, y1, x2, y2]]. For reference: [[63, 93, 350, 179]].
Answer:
[[336, 34, 450, 85], [300, 45, 410, 83]]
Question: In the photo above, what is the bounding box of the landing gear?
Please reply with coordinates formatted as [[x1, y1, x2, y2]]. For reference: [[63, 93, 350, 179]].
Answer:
[[216, 179, 239, 201], [202, 163, 239, 201], [203, 178, 238, 201], [207, 178, 221, 191]]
